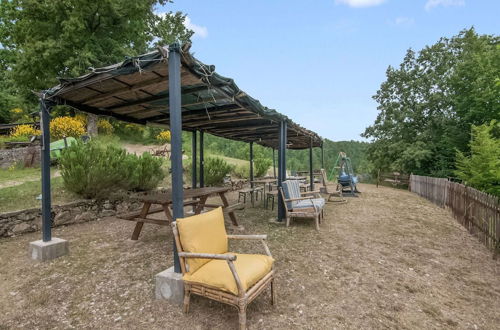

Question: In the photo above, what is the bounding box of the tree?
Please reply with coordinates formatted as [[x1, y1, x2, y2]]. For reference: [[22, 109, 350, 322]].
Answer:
[[363, 29, 500, 177], [0, 48, 24, 123], [0, 0, 193, 105], [455, 121, 500, 196]]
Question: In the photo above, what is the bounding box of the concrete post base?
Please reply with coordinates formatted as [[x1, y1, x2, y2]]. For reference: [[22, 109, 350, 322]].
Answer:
[[155, 266, 184, 306], [29, 237, 69, 261]]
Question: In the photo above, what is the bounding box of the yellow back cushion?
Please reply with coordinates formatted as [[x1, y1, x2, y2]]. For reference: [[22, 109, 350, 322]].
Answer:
[[177, 207, 228, 274]]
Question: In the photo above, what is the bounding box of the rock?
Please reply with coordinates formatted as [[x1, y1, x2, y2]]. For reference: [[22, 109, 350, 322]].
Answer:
[[103, 201, 113, 210], [75, 211, 95, 222], [17, 212, 37, 222], [116, 202, 129, 214], [100, 210, 115, 217], [54, 211, 72, 225], [12, 222, 31, 233]]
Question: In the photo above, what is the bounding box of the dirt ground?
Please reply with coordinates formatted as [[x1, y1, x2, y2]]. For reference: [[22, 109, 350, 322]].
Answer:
[[0, 184, 498, 329]]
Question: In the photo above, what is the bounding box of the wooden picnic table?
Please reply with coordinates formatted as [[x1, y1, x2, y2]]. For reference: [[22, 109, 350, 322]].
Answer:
[[250, 176, 308, 192], [251, 178, 277, 193], [119, 187, 244, 240], [287, 175, 307, 181]]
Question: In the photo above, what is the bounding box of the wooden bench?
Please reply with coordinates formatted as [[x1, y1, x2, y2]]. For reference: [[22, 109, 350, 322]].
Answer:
[[204, 202, 245, 213]]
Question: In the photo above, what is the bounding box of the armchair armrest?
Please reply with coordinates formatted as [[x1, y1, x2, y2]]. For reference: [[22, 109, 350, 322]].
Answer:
[[227, 234, 267, 240], [178, 252, 236, 261], [178, 252, 245, 296], [227, 235, 272, 257], [284, 196, 314, 202]]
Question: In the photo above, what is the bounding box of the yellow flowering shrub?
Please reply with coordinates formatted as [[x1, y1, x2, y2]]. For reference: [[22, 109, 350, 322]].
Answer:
[[50, 116, 86, 140], [75, 113, 87, 126], [124, 123, 144, 134], [156, 130, 171, 143], [97, 119, 114, 135], [10, 124, 41, 138], [10, 108, 30, 122]]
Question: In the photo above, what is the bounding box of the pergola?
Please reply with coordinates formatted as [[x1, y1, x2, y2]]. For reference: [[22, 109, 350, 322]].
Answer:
[[38, 43, 324, 269]]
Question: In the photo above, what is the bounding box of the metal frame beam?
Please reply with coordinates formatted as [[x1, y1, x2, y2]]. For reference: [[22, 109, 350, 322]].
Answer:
[[309, 137, 314, 191], [249, 142, 254, 187], [191, 131, 197, 188], [168, 43, 183, 273], [321, 142, 325, 169], [40, 97, 52, 242], [272, 148, 276, 178], [199, 131, 205, 188], [277, 121, 287, 221]]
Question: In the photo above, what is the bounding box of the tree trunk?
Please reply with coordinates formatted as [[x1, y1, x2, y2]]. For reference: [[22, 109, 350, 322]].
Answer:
[[87, 113, 98, 137]]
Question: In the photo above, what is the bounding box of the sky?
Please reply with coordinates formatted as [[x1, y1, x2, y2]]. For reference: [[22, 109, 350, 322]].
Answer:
[[158, 0, 500, 142]]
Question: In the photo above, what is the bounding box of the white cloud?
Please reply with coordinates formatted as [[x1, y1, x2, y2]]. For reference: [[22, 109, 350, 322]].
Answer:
[[183, 16, 208, 39], [335, 0, 386, 8], [425, 0, 465, 11], [394, 16, 415, 26]]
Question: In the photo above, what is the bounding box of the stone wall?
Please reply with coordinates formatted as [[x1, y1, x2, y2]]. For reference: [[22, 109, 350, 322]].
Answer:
[[0, 146, 40, 169], [0, 198, 142, 238]]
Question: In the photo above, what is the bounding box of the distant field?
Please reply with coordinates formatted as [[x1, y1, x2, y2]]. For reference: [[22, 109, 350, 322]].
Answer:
[[216, 155, 249, 167]]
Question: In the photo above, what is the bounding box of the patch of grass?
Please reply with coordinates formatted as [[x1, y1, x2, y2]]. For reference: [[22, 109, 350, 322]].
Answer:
[[0, 166, 40, 183], [0, 176, 77, 212], [0, 135, 30, 149]]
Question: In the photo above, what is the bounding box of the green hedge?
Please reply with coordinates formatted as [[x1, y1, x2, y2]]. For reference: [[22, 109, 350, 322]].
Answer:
[[59, 141, 164, 199]]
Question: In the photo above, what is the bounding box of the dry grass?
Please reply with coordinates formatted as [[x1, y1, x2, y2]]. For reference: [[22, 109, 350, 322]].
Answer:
[[0, 184, 499, 329]]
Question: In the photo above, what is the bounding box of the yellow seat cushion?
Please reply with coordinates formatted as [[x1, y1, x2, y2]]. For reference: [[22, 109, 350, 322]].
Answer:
[[177, 207, 228, 274], [183, 253, 274, 295]]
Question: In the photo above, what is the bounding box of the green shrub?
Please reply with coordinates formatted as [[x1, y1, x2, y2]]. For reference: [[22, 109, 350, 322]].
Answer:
[[254, 158, 272, 177], [455, 120, 500, 196], [204, 157, 234, 186], [123, 152, 165, 191], [60, 141, 164, 198], [112, 121, 163, 144], [232, 164, 249, 179]]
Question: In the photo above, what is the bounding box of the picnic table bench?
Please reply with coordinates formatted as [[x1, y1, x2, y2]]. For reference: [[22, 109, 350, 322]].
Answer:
[[118, 187, 244, 240]]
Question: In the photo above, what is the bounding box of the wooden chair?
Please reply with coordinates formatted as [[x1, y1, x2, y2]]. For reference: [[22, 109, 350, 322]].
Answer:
[[238, 187, 263, 206], [172, 207, 275, 330], [265, 190, 278, 210], [279, 180, 325, 230], [319, 168, 346, 203]]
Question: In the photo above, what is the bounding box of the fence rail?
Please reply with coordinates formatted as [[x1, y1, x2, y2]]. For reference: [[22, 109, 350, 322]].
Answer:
[[410, 174, 499, 256]]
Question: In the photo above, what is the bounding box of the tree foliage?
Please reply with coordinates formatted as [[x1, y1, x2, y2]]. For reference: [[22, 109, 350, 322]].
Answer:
[[0, 0, 192, 104], [455, 121, 500, 196], [181, 132, 369, 179], [363, 29, 500, 177]]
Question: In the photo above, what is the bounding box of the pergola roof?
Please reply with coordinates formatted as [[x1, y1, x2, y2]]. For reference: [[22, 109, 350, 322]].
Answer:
[[46, 43, 322, 149]]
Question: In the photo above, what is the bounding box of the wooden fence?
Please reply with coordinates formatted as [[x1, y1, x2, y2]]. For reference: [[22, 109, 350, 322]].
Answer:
[[410, 174, 500, 256]]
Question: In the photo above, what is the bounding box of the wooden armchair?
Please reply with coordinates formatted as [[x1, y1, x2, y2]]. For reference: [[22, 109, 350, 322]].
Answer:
[[320, 168, 346, 203], [171, 207, 275, 330], [279, 180, 325, 230]]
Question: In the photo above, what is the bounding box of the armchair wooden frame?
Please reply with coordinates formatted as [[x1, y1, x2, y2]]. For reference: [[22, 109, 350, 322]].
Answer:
[[320, 168, 347, 203], [171, 223, 275, 330], [279, 188, 324, 230]]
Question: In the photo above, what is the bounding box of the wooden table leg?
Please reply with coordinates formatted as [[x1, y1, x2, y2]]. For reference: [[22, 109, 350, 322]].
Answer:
[[131, 202, 151, 240], [218, 192, 240, 227], [162, 203, 174, 222], [195, 196, 209, 214]]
